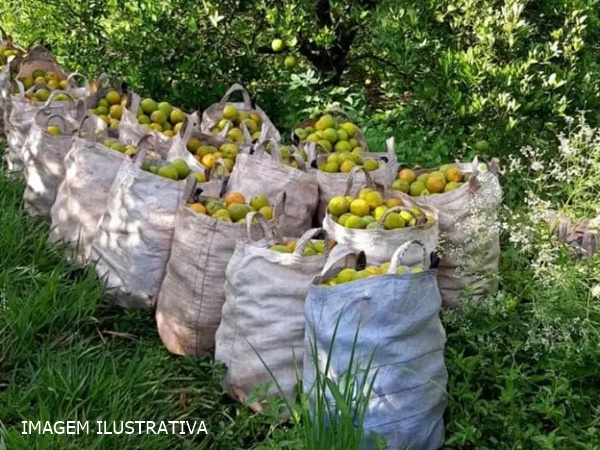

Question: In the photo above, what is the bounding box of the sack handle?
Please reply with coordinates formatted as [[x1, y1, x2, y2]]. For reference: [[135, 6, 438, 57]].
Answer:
[[179, 173, 203, 206], [385, 136, 398, 162], [181, 114, 198, 144], [94, 73, 122, 93], [240, 120, 253, 144], [126, 92, 141, 114], [320, 244, 362, 277], [376, 206, 426, 230], [26, 39, 49, 53], [77, 114, 97, 141], [323, 106, 351, 121], [294, 228, 331, 257], [66, 72, 90, 90], [209, 158, 230, 181], [388, 240, 429, 274], [245, 211, 277, 246], [42, 89, 76, 108], [344, 165, 375, 196], [133, 146, 149, 168], [292, 152, 307, 172], [219, 83, 252, 108], [75, 98, 88, 121], [305, 141, 318, 166], [252, 138, 278, 158], [489, 157, 501, 175], [13, 79, 25, 96], [44, 113, 68, 130], [135, 133, 159, 152], [8, 54, 23, 71]]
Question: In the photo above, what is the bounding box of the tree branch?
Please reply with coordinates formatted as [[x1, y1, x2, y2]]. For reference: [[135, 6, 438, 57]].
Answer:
[[349, 53, 407, 76], [315, 0, 333, 27]]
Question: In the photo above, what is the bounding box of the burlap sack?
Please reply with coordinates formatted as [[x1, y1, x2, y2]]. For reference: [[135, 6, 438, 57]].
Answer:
[[312, 137, 399, 223], [49, 116, 130, 264], [216, 222, 330, 414], [201, 83, 281, 143], [119, 92, 197, 158], [225, 140, 318, 237], [22, 106, 107, 220], [90, 143, 196, 309], [156, 191, 286, 357], [323, 169, 439, 266], [4, 84, 80, 174], [0, 29, 25, 134], [414, 157, 502, 308], [303, 241, 447, 450], [543, 209, 600, 259]]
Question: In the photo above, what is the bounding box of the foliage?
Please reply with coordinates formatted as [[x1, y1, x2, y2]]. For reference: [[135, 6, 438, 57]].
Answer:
[[0, 144, 282, 449], [444, 118, 600, 448], [2, 0, 600, 164]]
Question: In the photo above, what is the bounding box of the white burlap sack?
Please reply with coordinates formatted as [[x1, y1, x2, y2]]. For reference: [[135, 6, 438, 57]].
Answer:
[[201, 83, 281, 143], [0, 30, 25, 134], [304, 241, 448, 450], [323, 169, 439, 265], [49, 117, 130, 264], [4, 85, 80, 174], [415, 157, 503, 308], [216, 222, 330, 414], [164, 115, 212, 173], [225, 140, 319, 237], [156, 191, 286, 356], [119, 92, 197, 158], [22, 107, 107, 220], [91, 144, 194, 309], [312, 137, 399, 223]]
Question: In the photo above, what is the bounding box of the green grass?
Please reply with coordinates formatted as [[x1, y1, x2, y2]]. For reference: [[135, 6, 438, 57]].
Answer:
[[0, 141, 285, 449]]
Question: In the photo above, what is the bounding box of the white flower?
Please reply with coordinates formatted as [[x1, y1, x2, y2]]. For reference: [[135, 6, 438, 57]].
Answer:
[[531, 161, 544, 171]]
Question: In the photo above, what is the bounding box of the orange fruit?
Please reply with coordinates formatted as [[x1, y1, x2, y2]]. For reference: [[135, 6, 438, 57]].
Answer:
[[425, 172, 447, 194], [202, 153, 218, 169], [445, 167, 463, 182], [189, 203, 206, 214], [398, 169, 417, 184], [224, 191, 246, 207]]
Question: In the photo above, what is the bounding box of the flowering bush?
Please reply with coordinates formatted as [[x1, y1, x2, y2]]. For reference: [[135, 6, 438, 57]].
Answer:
[[443, 117, 600, 448]]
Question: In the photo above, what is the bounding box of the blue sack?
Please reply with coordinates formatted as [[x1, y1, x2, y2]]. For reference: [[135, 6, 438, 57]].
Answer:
[[303, 240, 448, 450]]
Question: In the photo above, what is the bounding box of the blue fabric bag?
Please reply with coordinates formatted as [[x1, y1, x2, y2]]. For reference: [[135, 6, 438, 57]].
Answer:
[[303, 240, 448, 450]]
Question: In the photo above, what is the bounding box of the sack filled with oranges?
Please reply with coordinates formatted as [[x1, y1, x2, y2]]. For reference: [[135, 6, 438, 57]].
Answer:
[[156, 188, 286, 356]]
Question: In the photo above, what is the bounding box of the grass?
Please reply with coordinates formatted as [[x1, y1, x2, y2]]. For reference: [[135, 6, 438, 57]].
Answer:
[[0, 141, 284, 449]]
